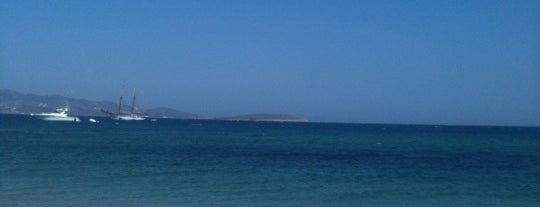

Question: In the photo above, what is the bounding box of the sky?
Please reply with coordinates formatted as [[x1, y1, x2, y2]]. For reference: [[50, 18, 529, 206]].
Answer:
[[1, 0, 539, 126]]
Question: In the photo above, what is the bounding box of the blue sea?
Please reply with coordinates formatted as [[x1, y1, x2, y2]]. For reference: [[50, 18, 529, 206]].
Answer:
[[1, 114, 539, 206]]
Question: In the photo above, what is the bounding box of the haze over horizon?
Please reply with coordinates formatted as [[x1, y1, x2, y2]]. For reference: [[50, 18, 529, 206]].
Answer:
[[1, 0, 539, 126]]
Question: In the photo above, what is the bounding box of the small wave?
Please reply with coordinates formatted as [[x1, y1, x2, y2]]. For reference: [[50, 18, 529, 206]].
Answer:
[[0, 128, 31, 134]]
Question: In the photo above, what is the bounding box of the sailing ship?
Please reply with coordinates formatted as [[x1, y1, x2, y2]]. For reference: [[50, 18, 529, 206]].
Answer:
[[102, 95, 147, 120]]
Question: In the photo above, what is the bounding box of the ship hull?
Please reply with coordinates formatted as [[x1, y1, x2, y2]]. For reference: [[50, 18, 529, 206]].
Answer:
[[112, 115, 145, 121], [34, 116, 80, 122]]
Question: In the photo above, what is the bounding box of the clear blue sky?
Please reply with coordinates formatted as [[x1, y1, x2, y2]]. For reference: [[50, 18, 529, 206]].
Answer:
[[1, 0, 539, 126]]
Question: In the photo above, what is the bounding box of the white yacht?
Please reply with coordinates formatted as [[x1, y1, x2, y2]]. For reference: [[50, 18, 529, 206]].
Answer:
[[31, 108, 81, 122]]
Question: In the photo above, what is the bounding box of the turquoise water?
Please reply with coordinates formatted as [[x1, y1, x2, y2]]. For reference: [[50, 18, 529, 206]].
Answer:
[[1, 114, 539, 206]]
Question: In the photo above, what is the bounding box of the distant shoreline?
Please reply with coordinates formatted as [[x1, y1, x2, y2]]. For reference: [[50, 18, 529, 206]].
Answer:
[[217, 114, 308, 122], [0, 89, 307, 122]]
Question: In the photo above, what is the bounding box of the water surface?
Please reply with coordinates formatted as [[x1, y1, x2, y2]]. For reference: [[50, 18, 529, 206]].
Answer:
[[1, 115, 539, 206]]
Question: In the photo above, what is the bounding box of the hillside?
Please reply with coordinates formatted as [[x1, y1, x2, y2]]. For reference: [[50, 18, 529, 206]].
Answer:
[[0, 89, 201, 119]]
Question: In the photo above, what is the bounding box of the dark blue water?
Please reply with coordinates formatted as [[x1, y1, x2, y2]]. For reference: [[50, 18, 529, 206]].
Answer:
[[1, 114, 539, 206]]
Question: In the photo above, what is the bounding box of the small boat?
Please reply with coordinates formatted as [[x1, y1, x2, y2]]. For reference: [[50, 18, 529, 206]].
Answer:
[[31, 108, 80, 122], [89, 118, 99, 123]]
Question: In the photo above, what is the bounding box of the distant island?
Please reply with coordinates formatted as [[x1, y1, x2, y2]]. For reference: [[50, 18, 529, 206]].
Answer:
[[0, 89, 307, 122], [218, 114, 307, 122]]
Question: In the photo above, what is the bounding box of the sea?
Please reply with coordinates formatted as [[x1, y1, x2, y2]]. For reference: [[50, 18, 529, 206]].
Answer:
[[1, 114, 539, 206]]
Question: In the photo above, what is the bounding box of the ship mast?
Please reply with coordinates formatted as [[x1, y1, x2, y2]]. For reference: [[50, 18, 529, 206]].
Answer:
[[131, 95, 136, 115], [118, 95, 123, 115]]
